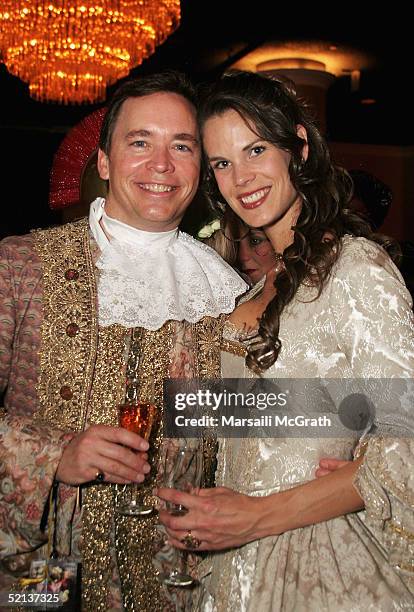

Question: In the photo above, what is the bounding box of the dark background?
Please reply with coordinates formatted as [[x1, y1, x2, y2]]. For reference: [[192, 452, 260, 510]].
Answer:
[[1, 2, 411, 238]]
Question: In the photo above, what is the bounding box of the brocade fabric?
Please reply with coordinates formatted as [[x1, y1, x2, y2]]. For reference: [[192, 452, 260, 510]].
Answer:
[[197, 236, 414, 612], [0, 226, 222, 611]]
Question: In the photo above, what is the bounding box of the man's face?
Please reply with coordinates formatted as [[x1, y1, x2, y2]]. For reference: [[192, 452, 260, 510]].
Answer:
[[98, 92, 200, 231]]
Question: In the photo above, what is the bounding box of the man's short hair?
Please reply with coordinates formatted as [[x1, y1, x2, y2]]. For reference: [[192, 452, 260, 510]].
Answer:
[[99, 71, 198, 154]]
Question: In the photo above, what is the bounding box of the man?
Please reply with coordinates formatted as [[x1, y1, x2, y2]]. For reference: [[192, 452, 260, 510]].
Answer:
[[0, 72, 246, 611]]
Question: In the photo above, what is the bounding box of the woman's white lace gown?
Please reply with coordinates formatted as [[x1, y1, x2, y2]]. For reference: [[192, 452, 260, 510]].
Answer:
[[196, 237, 414, 612]]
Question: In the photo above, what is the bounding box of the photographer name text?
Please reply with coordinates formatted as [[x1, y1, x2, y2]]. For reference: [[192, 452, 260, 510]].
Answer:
[[174, 414, 332, 428]]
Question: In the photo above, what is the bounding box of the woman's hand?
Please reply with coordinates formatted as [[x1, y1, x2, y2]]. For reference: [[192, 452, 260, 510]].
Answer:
[[157, 457, 364, 552], [315, 458, 351, 478], [156, 486, 266, 551]]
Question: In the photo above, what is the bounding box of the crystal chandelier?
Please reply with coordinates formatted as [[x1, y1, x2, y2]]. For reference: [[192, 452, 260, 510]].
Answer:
[[0, 1, 181, 104]]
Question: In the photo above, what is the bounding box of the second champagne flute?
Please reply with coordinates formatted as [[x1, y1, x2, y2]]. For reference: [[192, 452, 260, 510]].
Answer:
[[160, 442, 203, 587]]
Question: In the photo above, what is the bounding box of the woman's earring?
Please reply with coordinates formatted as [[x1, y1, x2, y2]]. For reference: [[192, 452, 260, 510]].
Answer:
[[273, 253, 285, 273]]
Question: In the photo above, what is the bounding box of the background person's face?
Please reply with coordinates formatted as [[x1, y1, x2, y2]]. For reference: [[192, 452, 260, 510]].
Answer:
[[238, 229, 278, 284], [203, 109, 300, 229], [98, 92, 200, 231]]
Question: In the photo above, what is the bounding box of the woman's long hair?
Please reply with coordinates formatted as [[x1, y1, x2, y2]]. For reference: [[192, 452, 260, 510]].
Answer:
[[198, 71, 395, 374]]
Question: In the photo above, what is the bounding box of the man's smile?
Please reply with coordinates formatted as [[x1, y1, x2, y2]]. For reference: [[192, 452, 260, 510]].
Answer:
[[138, 182, 177, 193]]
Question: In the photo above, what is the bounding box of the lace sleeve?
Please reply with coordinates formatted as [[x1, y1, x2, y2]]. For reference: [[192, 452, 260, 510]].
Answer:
[[329, 238, 414, 379], [330, 238, 414, 574], [354, 437, 414, 575]]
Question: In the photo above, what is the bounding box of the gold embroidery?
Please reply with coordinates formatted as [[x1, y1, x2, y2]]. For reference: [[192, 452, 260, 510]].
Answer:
[[33, 218, 98, 431], [81, 324, 127, 611], [32, 220, 125, 610], [114, 323, 173, 612], [388, 522, 414, 541], [193, 315, 225, 379], [192, 316, 224, 489], [221, 338, 247, 357]]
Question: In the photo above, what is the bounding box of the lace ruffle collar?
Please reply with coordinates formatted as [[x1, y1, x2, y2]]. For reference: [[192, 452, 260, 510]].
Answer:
[[89, 198, 248, 330]]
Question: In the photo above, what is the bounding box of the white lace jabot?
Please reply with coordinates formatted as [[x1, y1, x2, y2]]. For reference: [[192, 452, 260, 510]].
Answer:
[[89, 198, 248, 330]]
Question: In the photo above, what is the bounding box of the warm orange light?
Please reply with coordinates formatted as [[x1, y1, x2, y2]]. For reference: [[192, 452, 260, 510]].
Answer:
[[257, 58, 326, 72], [231, 41, 375, 77], [0, 1, 181, 104]]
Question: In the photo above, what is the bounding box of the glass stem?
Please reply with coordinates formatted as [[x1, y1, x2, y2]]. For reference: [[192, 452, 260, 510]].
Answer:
[[132, 482, 142, 504], [170, 548, 186, 577]]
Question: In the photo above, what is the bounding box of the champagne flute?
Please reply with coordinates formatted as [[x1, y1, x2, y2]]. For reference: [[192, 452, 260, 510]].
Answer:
[[117, 400, 159, 516], [160, 442, 203, 587]]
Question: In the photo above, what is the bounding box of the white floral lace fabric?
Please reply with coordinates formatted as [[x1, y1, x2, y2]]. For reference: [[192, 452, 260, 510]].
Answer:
[[196, 236, 414, 612], [88, 198, 247, 330]]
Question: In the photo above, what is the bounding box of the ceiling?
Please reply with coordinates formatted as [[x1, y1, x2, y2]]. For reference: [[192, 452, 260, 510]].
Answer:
[[1, 1, 410, 143], [0, 1, 410, 237]]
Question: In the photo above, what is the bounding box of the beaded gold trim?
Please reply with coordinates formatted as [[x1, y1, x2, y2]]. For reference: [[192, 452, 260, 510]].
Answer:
[[221, 338, 247, 357], [32, 218, 98, 431], [192, 314, 225, 379], [364, 437, 414, 507], [192, 316, 224, 488], [388, 521, 414, 542]]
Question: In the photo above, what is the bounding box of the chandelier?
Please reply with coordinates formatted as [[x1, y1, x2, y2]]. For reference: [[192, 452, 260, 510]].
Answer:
[[0, 1, 181, 104]]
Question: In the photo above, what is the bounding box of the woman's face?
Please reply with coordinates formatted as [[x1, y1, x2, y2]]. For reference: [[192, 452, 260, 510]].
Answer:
[[203, 109, 302, 229], [238, 229, 278, 285]]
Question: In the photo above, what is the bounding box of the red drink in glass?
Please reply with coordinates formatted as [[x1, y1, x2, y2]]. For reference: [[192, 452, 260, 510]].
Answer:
[[118, 401, 158, 440], [116, 401, 159, 517]]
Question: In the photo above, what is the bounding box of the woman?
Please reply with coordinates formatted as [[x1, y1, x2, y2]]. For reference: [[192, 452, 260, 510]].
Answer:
[[201, 217, 279, 287], [158, 72, 414, 611], [237, 228, 279, 286]]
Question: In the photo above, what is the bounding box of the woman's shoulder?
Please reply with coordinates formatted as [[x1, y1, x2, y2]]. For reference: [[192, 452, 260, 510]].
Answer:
[[333, 235, 404, 284], [330, 235, 413, 310], [338, 234, 394, 264]]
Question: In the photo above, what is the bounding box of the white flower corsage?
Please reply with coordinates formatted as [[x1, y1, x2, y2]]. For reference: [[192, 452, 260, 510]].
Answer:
[[197, 219, 221, 239]]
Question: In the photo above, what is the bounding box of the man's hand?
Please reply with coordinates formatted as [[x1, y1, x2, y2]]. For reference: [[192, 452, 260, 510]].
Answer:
[[55, 424, 150, 485], [315, 458, 351, 478]]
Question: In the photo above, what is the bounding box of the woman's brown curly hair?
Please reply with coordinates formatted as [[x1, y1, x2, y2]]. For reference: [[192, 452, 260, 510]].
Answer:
[[198, 71, 396, 374]]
